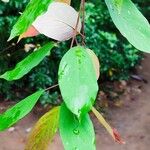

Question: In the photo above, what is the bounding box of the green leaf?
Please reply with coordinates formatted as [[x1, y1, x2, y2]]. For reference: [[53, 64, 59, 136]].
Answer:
[[0, 90, 44, 131], [0, 42, 55, 81], [59, 103, 96, 150], [58, 46, 98, 117], [105, 0, 150, 53], [25, 106, 60, 150], [113, 0, 123, 13], [8, 0, 54, 40]]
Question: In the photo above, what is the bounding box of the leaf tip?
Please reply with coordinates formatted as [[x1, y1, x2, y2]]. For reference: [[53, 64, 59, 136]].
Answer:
[[7, 35, 13, 42], [112, 128, 125, 144], [17, 35, 23, 43], [0, 74, 4, 79], [7, 30, 18, 41]]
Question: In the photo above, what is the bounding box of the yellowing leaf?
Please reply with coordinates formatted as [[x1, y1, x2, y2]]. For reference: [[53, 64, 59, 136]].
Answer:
[[87, 49, 100, 80], [92, 107, 125, 144], [55, 0, 71, 5], [25, 107, 60, 150], [32, 2, 81, 41]]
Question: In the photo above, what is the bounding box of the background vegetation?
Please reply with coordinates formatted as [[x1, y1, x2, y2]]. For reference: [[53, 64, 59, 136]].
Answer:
[[0, 0, 149, 104]]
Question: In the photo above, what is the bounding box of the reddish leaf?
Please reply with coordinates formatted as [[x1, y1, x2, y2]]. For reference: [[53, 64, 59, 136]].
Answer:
[[18, 26, 39, 42]]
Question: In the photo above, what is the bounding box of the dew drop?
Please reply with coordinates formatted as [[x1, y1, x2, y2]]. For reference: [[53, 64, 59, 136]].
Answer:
[[110, 4, 113, 10], [77, 109, 81, 118], [73, 128, 80, 135], [128, 10, 131, 15], [138, 27, 142, 31]]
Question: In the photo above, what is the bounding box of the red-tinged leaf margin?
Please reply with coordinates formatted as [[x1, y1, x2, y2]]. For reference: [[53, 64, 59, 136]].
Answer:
[[18, 26, 39, 42], [92, 107, 125, 144]]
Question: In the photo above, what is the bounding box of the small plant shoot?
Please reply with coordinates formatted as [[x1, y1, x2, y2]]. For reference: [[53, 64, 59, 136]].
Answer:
[[0, 0, 150, 149]]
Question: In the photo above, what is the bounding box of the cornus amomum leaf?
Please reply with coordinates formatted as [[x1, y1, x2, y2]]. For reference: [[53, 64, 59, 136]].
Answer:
[[0, 42, 55, 81], [59, 103, 96, 150], [87, 49, 100, 80], [25, 107, 60, 150], [32, 2, 81, 41], [92, 107, 125, 144], [8, 0, 54, 40], [0, 90, 44, 131], [58, 46, 98, 117], [105, 0, 150, 53]]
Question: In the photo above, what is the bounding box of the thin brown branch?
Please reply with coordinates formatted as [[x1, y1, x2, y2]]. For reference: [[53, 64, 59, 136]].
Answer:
[[45, 84, 59, 91], [70, 12, 80, 48], [70, 0, 87, 48], [75, 37, 79, 45], [81, 0, 86, 46]]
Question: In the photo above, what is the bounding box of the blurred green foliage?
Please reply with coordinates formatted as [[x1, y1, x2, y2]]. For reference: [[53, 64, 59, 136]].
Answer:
[[0, 0, 148, 104]]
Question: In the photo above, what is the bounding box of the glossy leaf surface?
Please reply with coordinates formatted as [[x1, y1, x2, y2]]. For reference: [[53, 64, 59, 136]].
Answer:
[[59, 103, 96, 150], [9, 0, 54, 40], [0, 90, 44, 131], [58, 46, 98, 117], [0, 42, 55, 81], [105, 0, 150, 53], [25, 107, 60, 150]]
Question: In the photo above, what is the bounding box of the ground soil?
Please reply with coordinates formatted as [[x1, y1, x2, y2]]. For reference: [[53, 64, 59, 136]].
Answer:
[[0, 55, 150, 150]]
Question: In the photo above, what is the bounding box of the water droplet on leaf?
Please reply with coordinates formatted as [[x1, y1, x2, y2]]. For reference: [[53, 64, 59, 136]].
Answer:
[[73, 128, 80, 135]]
